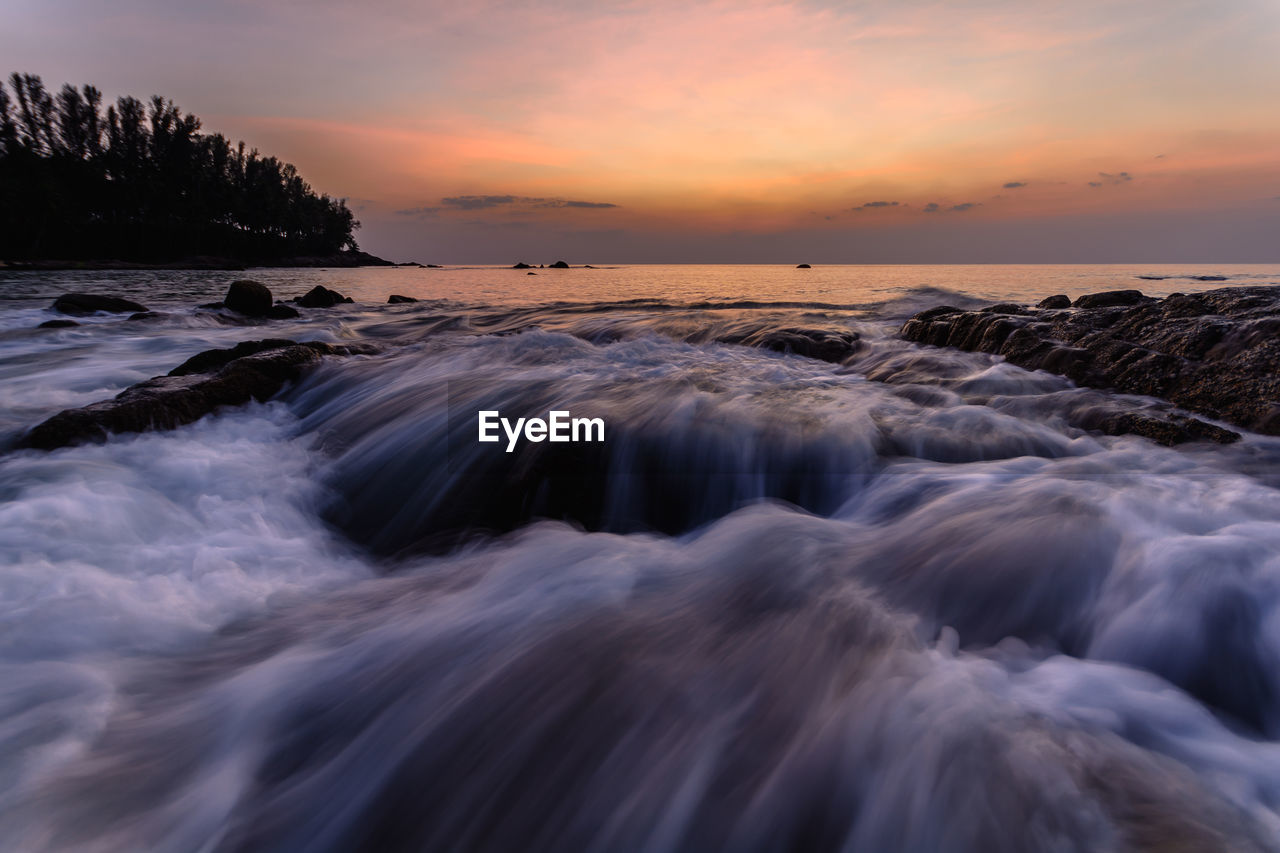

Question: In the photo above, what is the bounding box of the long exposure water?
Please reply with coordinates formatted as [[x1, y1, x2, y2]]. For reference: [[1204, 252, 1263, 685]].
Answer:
[[2, 264, 1280, 851]]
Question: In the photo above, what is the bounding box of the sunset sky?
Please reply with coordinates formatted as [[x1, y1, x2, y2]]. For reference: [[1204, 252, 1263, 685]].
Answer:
[[4, 0, 1279, 262]]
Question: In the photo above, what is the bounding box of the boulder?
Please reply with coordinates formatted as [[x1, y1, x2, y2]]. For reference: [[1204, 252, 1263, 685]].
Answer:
[[18, 339, 377, 451], [294, 285, 354, 308], [901, 286, 1280, 437], [549, 260, 570, 269], [1037, 295, 1071, 309], [38, 319, 80, 329], [224, 280, 274, 316], [796, 263, 812, 269], [1072, 289, 1150, 309], [387, 294, 418, 304], [512, 262, 533, 269], [52, 293, 147, 315]]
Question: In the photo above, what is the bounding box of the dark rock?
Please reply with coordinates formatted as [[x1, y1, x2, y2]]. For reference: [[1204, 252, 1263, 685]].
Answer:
[[294, 285, 353, 308], [267, 304, 301, 319], [18, 340, 377, 450], [168, 338, 300, 376], [549, 260, 570, 269], [981, 303, 1029, 315], [126, 311, 167, 321], [198, 301, 225, 310], [387, 294, 418, 304], [583, 265, 595, 269], [224, 280, 274, 316], [52, 293, 148, 315], [527, 272, 537, 275], [425, 264, 442, 268], [1191, 275, 1228, 281], [1136, 275, 1168, 281], [796, 263, 812, 269], [1037, 295, 1071, 310], [512, 262, 533, 269], [38, 319, 80, 328], [701, 325, 860, 363], [1072, 289, 1150, 309], [901, 286, 1280, 437]]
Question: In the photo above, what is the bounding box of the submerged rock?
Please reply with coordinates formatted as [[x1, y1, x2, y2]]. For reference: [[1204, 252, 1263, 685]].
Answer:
[[17, 339, 375, 451], [901, 285, 1280, 437], [52, 293, 147, 315], [38, 319, 80, 328], [294, 285, 354, 308], [387, 294, 418, 304]]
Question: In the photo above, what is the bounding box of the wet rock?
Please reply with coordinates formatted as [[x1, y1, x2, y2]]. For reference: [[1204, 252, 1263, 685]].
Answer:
[[38, 319, 80, 329], [527, 272, 537, 275], [126, 311, 167, 321], [267, 304, 300, 319], [18, 340, 377, 451], [796, 263, 812, 269], [52, 293, 148, 315], [512, 262, 533, 269], [224, 280, 274, 316], [294, 285, 354, 308], [982, 303, 1029, 315], [388, 294, 418, 304], [1072, 289, 1151, 309], [1037, 295, 1071, 309], [549, 260, 570, 269], [901, 285, 1280, 437], [707, 325, 861, 363]]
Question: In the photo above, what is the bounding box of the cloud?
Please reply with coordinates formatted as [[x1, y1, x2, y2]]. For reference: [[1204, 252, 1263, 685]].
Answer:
[[394, 206, 441, 218], [440, 194, 618, 211], [1089, 171, 1133, 187], [441, 195, 519, 210], [852, 200, 900, 210], [1002, 181, 1026, 189], [922, 201, 979, 213], [950, 202, 979, 212], [923, 202, 940, 213]]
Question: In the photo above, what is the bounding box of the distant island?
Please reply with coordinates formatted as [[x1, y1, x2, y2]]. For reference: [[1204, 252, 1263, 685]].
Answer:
[[0, 73, 388, 268]]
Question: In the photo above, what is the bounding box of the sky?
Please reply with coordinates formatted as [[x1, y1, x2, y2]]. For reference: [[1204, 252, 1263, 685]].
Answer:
[[4, 0, 1279, 263]]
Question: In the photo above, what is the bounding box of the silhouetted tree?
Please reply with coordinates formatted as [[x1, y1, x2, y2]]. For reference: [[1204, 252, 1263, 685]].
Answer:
[[0, 73, 359, 261]]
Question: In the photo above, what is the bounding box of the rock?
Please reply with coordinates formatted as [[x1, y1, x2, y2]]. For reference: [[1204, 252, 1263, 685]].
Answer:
[[167, 338, 300, 376], [700, 324, 861, 363], [1072, 289, 1150, 309], [126, 311, 167, 321], [1037, 295, 1071, 309], [38, 319, 80, 328], [294, 285, 353, 308], [388, 294, 418, 304], [52, 293, 148, 315], [981, 303, 1029, 315], [18, 339, 376, 451], [224, 280, 274, 316], [512, 262, 533, 269], [549, 260, 570, 269], [1191, 275, 1227, 281], [901, 286, 1280, 437], [796, 263, 812, 269], [426, 264, 442, 268], [527, 272, 537, 275], [583, 265, 596, 269], [267, 304, 300, 319]]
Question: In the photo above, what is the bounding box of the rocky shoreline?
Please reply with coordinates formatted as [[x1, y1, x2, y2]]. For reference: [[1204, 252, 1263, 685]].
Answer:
[[900, 286, 1280, 440]]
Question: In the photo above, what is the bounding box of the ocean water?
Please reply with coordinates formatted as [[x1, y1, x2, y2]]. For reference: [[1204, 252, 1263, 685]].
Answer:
[[1, 264, 1280, 851]]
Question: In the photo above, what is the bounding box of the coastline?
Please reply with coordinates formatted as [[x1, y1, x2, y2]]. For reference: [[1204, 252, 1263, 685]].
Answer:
[[0, 249, 398, 271]]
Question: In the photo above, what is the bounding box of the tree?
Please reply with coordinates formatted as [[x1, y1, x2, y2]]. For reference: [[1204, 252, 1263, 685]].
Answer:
[[0, 72, 361, 261]]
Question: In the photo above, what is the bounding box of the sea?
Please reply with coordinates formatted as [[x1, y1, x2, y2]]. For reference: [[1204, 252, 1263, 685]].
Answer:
[[1, 263, 1279, 851]]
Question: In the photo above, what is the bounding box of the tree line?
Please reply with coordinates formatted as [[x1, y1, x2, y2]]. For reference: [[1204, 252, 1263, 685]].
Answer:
[[0, 73, 359, 262]]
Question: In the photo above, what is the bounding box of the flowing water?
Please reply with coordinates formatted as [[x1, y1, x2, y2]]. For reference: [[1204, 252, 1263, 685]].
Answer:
[[1, 264, 1280, 851]]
